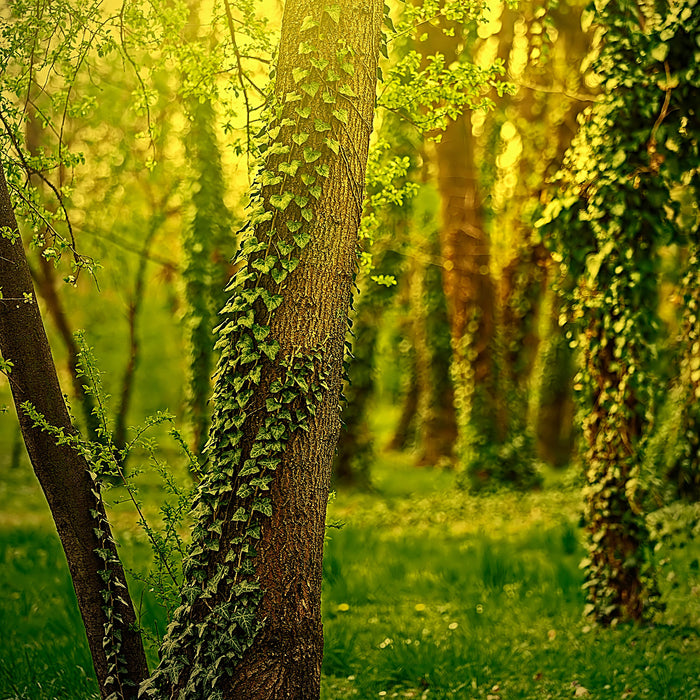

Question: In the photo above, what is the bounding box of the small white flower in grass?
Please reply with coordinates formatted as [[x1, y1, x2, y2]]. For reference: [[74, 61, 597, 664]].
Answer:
[[448, 622, 458, 630]]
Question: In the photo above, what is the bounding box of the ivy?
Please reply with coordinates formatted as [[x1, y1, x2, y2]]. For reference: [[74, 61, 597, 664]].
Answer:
[[538, 0, 700, 624]]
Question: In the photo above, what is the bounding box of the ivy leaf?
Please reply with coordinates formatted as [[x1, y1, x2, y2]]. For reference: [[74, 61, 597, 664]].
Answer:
[[286, 221, 302, 233], [315, 163, 330, 178], [324, 4, 340, 22], [294, 230, 311, 248], [332, 108, 348, 124], [314, 119, 331, 132], [294, 194, 309, 208], [260, 290, 283, 312], [300, 81, 320, 98], [309, 184, 322, 199], [292, 132, 310, 145], [261, 170, 282, 187], [300, 15, 319, 32], [285, 91, 302, 103], [298, 41, 315, 55], [279, 160, 301, 176], [300, 208, 314, 222], [301, 173, 316, 185], [281, 258, 300, 273], [231, 507, 248, 521], [310, 57, 329, 71], [292, 67, 310, 83], [270, 267, 288, 284], [326, 68, 340, 82], [251, 498, 272, 517], [322, 89, 336, 104], [268, 142, 290, 156], [252, 324, 270, 341], [340, 61, 354, 76], [303, 147, 322, 163], [270, 192, 294, 210], [338, 84, 357, 98], [295, 106, 311, 119], [324, 137, 340, 155]]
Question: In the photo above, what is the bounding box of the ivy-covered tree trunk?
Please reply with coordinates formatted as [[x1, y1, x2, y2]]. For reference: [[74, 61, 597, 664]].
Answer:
[[434, 112, 501, 479], [142, 2, 383, 698], [540, 0, 700, 623], [0, 163, 149, 697]]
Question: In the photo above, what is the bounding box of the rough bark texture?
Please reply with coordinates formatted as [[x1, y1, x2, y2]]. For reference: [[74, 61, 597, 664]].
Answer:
[[0, 164, 149, 698], [225, 5, 381, 695], [144, 2, 383, 699]]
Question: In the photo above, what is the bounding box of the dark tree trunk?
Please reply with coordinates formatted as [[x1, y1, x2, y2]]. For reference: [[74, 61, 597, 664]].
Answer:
[[0, 164, 149, 698]]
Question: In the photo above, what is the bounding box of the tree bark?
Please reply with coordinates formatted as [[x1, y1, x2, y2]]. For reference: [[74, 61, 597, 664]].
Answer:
[[0, 164, 149, 697], [143, 2, 383, 698]]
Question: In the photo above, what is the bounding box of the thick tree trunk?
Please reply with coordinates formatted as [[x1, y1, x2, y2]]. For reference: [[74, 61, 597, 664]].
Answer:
[[143, 2, 383, 698], [0, 164, 149, 698]]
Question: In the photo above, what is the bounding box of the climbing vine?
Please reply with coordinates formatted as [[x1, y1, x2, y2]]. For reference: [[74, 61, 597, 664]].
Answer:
[[141, 5, 379, 696], [537, 0, 699, 623]]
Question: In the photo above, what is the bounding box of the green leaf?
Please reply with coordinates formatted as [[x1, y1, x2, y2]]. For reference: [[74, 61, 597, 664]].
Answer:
[[231, 507, 248, 521], [324, 4, 340, 22], [300, 81, 320, 98], [300, 208, 314, 222], [338, 84, 357, 98], [292, 67, 310, 83], [292, 132, 310, 145], [314, 119, 331, 132], [324, 137, 340, 155], [340, 62, 354, 76], [270, 192, 294, 210], [251, 498, 272, 517], [332, 108, 348, 124], [295, 106, 312, 119], [301, 173, 316, 185], [279, 160, 301, 176], [261, 170, 282, 187], [322, 89, 336, 104], [309, 184, 322, 199], [300, 15, 319, 32], [303, 147, 322, 163], [270, 267, 288, 284], [286, 220, 303, 233], [285, 91, 302, 103], [315, 164, 330, 178], [310, 57, 329, 71], [294, 195, 309, 208], [326, 69, 340, 82], [298, 41, 315, 55], [294, 230, 311, 248], [252, 324, 270, 341]]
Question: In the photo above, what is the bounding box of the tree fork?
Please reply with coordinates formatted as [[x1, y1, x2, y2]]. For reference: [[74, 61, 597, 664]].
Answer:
[[0, 163, 149, 698]]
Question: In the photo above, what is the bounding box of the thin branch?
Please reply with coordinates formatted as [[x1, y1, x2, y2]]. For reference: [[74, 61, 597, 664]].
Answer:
[[223, 0, 253, 174]]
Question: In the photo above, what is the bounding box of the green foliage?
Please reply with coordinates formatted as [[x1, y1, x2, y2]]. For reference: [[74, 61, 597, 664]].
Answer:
[[538, 0, 700, 624]]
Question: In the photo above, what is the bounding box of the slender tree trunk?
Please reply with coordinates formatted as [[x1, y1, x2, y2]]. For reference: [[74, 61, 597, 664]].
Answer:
[[434, 113, 501, 469], [143, 2, 383, 698], [0, 164, 149, 698]]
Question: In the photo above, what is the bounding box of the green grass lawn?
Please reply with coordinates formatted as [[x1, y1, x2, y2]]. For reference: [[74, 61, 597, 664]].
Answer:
[[1, 455, 699, 700]]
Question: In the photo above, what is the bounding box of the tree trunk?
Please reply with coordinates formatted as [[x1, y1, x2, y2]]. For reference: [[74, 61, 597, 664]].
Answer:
[[142, 2, 383, 698], [0, 163, 149, 698]]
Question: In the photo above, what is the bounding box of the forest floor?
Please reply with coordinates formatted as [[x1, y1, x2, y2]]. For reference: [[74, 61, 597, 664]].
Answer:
[[0, 450, 699, 700]]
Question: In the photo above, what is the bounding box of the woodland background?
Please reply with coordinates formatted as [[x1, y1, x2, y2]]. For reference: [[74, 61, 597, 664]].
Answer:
[[1, 0, 699, 697]]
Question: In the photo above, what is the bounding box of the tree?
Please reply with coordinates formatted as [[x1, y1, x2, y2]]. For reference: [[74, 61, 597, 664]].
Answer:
[[0, 164, 150, 698], [539, 0, 700, 623], [2, 0, 384, 697]]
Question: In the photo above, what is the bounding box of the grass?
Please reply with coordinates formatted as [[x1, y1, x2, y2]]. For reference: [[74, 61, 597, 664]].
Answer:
[[1, 455, 699, 700]]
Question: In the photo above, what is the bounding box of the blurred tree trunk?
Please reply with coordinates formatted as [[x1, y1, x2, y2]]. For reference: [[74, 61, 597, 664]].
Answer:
[[434, 113, 501, 474], [0, 162, 149, 698], [24, 105, 101, 442]]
